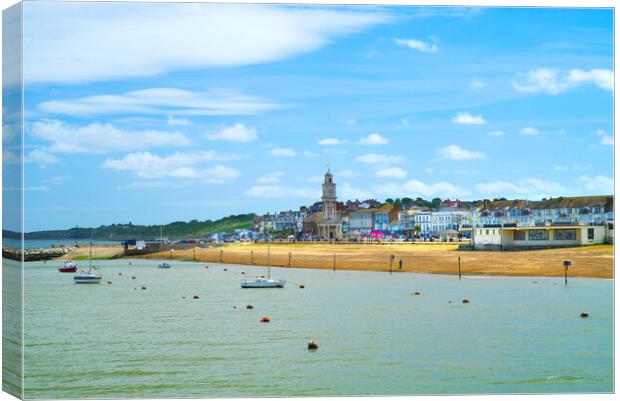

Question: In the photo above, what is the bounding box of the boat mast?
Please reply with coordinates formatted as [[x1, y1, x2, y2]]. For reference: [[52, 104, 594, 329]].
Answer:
[[267, 227, 271, 279], [160, 225, 163, 251], [88, 230, 93, 274]]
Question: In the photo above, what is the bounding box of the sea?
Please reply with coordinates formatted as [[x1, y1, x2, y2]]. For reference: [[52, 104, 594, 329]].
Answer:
[[3, 259, 613, 398], [2, 239, 122, 249]]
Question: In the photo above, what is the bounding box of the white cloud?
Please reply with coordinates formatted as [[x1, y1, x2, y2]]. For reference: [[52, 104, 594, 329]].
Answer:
[[375, 167, 407, 179], [245, 185, 320, 199], [437, 145, 485, 160], [167, 116, 189, 126], [201, 165, 241, 184], [344, 119, 356, 125], [595, 129, 613, 146], [25, 3, 390, 83], [206, 123, 257, 143], [24, 148, 60, 164], [102, 151, 238, 183], [553, 164, 590, 172], [394, 38, 439, 53], [258, 172, 284, 184], [475, 178, 565, 197], [338, 169, 356, 178], [487, 130, 505, 137], [521, 127, 539, 136], [270, 147, 297, 157], [578, 175, 613, 194], [30, 119, 189, 153], [339, 183, 374, 200], [39, 88, 283, 117], [317, 138, 344, 145], [511, 68, 613, 94], [374, 180, 471, 198], [452, 112, 486, 125], [470, 79, 487, 90], [41, 175, 71, 184], [359, 133, 388, 145], [356, 153, 405, 164]]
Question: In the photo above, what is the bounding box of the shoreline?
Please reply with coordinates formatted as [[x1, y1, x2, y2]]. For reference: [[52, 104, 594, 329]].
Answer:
[[127, 243, 614, 279]]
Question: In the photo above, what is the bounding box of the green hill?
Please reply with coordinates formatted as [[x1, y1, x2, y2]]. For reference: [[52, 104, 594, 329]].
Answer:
[[14, 214, 256, 240]]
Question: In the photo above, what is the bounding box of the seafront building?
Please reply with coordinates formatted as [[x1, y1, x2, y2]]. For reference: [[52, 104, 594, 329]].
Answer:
[[463, 196, 614, 250], [251, 170, 613, 249]]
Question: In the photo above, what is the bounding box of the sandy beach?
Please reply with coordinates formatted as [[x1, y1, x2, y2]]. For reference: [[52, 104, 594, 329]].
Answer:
[[129, 243, 614, 279]]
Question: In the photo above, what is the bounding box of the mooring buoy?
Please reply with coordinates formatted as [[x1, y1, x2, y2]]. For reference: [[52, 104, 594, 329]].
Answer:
[[462, 299, 470, 304], [580, 312, 589, 318], [193, 295, 199, 299], [247, 304, 254, 309], [308, 341, 319, 350], [141, 285, 147, 290], [260, 316, 270, 323]]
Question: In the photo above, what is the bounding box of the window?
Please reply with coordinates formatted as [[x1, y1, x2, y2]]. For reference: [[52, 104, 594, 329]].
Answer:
[[528, 230, 549, 241], [588, 228, 594, 240], [513, 231, 526, 241], [485, 229, 489, 235], [554, 229, 576, 241]]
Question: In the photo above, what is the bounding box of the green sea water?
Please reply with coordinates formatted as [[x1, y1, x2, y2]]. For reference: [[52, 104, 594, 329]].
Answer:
[[10, 259, 614, 398]]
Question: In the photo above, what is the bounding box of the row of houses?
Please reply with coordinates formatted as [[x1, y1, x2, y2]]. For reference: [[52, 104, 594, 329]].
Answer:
[[463, 195, 614, 250]]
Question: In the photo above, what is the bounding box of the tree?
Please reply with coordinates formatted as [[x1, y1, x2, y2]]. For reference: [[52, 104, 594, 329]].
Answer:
[[413, 224, 422, 237], [385, 198, 394, 204], [402, 197, 413, 205], [431, 198, 442, 208]]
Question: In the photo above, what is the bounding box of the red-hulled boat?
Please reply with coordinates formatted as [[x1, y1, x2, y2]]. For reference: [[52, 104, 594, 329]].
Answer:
[[58, 261, 78, 273]]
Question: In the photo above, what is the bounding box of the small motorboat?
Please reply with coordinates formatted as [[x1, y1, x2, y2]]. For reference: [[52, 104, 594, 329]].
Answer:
[[158, 262, 171, 269], [58, 261, 78, 273], [241, 278, 286, 288]]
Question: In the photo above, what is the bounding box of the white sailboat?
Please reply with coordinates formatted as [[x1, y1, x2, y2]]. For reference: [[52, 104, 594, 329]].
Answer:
[[74, 240, 102, 284], [241, 229, 285, 288], [158, 226, 172, 268]]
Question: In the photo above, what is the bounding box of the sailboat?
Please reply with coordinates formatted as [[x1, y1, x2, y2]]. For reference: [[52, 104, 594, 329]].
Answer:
[[74, 239, 102, 284], [157, 225, 171, 269], [241, 230, 286, 288]]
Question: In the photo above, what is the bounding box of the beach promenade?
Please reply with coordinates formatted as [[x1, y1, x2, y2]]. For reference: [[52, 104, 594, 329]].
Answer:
[[132, 243, 613, 279]]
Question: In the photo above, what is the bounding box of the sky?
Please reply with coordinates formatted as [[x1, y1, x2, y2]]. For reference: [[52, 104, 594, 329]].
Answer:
[[12, 3, 614, 231]]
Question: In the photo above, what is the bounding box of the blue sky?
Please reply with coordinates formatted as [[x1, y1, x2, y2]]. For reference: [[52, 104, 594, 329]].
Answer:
[[15, 3, 613, 231]]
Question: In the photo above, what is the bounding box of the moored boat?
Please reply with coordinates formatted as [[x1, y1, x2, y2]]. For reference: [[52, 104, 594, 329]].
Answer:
[[59, 261, 78, 273], [241, 278, 286, 288], [74, 239, 102, 284], [158, 262, 171, 269]]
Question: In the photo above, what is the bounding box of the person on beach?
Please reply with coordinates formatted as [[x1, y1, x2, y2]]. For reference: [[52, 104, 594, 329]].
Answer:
[[399, 259, 403, 269]]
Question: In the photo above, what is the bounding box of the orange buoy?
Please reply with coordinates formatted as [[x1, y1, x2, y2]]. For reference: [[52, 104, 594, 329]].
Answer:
[[462, 299, 470, 304], [580, 312, 589, 318], [247, 304, 254, 309], [241, 272, 246, 275], [193, 295, 199, 299], [308, 341, 319, 350], [141, 285, 147, 290], [414, 291, 421, 296], [260, 316, 270, 323]]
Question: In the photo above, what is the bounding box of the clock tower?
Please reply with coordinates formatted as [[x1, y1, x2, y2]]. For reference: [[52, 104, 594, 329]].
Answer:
[[319, 168, 342, 240]]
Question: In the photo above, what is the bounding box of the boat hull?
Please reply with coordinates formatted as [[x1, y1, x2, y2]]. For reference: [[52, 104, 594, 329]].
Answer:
[[241, 280, 286, 288], [74, 276, 102, 284], [58, 267, 78, 273]]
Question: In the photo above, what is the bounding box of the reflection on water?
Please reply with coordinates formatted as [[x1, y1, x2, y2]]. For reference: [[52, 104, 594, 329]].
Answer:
[[19, 259, 612, 398]]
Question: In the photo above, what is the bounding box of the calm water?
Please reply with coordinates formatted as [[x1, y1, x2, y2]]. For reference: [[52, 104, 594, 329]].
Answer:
[[3, 239, 121, 249], [13, 259, 614, 398]]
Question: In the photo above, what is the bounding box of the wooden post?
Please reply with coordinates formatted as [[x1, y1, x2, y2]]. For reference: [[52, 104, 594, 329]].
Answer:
[[251, 250, 254, 264], [169, 249, 172, 260], [563, 260, 571, 285], [389, 255, 394, 275], [333, 252, 336, 271], [193, 248, 196, 261], [288, 251, 292, 267], [458, 256, 461, 279], [220, 249, 223, 263]]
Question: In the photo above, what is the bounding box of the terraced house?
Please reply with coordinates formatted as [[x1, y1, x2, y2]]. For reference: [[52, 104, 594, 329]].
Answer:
[[464, 196, 614, 250]]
